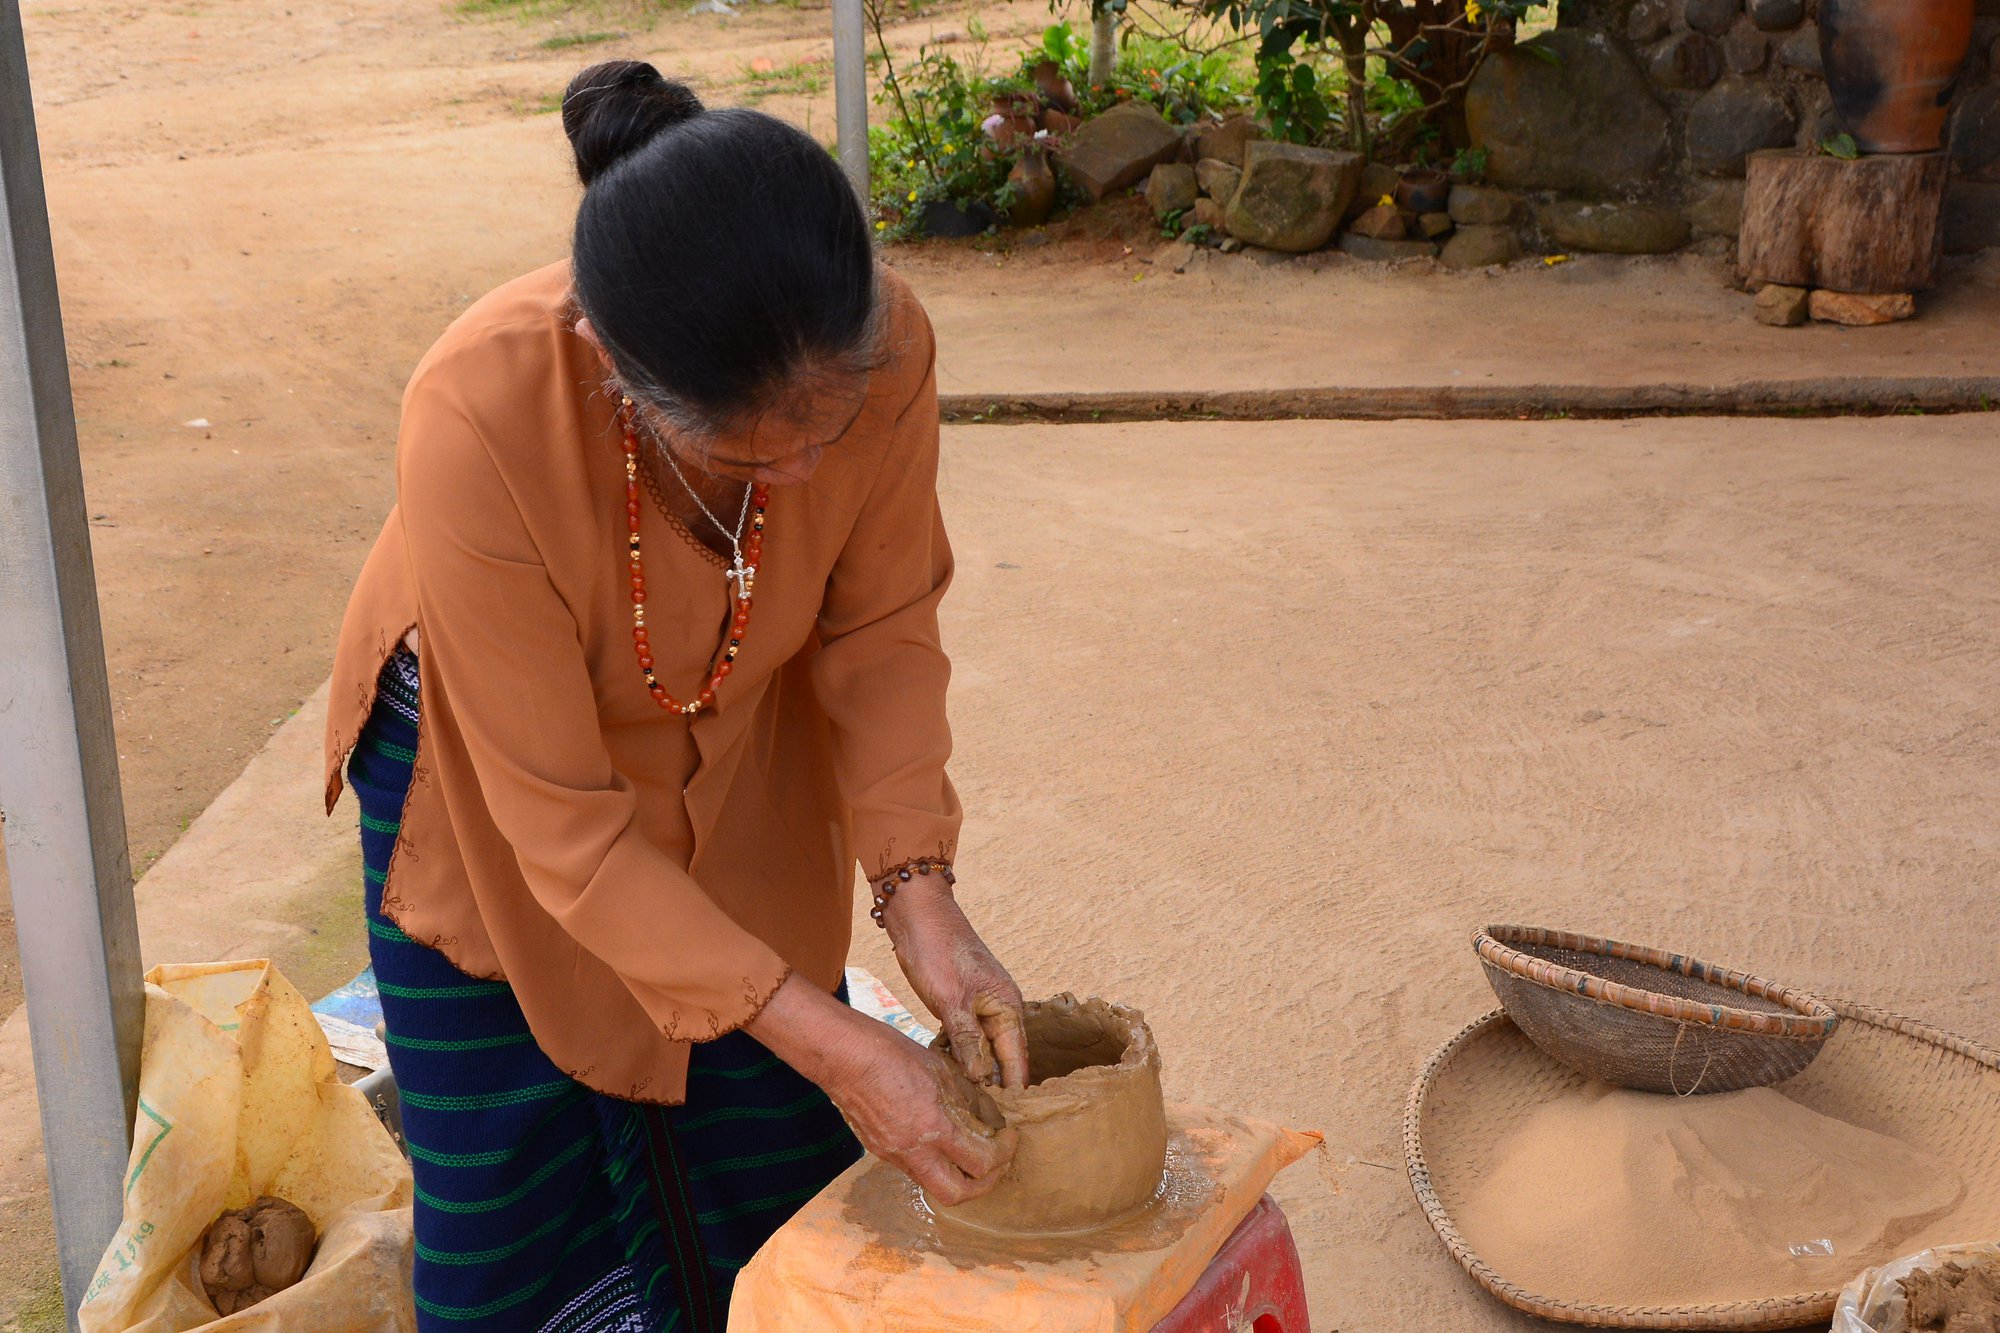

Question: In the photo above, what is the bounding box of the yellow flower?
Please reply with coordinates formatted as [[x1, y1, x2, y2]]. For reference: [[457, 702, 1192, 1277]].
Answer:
[[875, 220, 888, 230], [1377, 194, 1395, 208], [907, 189, 918, 202], [1467, 0, 1484, 20], [1544, 253, 1571, 266]]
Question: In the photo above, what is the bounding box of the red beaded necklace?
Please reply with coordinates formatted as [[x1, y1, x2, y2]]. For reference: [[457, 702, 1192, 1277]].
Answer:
[[621, 398, 769, 716]]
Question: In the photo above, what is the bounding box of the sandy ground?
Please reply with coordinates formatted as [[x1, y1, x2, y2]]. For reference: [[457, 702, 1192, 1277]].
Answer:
[[6, 0, 2000, 1321]]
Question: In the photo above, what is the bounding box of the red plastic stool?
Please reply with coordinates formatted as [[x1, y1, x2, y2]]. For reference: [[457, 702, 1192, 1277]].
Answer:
[[1151, 1195, 1310, 1332]]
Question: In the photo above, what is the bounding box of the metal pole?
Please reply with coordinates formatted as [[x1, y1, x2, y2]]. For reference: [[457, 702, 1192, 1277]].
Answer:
[[0, 0, 146, 1324], [832, 0, 869, 205]]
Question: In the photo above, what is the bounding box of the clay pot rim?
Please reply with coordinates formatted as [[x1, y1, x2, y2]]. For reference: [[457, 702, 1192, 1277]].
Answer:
[[997, 995, 1158, 1102]]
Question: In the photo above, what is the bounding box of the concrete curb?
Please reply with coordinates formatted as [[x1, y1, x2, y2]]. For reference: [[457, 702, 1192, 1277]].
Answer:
[[939, 377, 2000, 424]]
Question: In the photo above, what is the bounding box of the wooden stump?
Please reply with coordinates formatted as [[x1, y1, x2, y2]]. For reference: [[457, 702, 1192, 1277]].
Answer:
[[1738, 149, 1949, 294]]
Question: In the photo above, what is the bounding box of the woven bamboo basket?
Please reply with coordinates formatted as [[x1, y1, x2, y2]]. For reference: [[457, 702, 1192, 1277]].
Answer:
[[1476, 925, 1839, 1095], [1403, 1001, 2000, 1330]]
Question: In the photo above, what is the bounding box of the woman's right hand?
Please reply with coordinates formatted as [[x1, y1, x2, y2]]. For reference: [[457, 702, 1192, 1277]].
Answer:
[[745, 973, 1017, 1207]]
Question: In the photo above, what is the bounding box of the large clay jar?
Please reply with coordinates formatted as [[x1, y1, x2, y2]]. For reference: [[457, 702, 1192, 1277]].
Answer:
[[933, 995, 1168, 1236], [1820, 0, 1975, 153]]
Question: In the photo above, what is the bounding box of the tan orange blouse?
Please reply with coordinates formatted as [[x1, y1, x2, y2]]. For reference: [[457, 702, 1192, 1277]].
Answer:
[[323, 260, 960, 1104]]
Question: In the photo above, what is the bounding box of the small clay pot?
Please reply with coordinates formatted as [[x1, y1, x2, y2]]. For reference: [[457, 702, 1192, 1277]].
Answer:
[[1395, 168, 1452, 216], [1006, 151, 1057, 228], [932, 995, 1168, 1236], [1821, 0, 1974, 152]]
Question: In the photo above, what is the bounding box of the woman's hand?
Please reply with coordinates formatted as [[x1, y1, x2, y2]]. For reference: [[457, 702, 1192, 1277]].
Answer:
[[882, 878, 1030, 1091], [745, 974, 1017, 1206]]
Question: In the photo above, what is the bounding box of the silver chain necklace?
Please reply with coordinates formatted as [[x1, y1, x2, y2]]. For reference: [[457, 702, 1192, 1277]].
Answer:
[[657, 445, 756, 603]]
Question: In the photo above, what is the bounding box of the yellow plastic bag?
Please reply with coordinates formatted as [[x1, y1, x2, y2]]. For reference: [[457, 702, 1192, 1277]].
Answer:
[[78, 960, 415, 1332]]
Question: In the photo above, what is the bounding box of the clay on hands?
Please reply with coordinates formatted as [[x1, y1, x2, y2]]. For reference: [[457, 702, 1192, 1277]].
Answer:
[[199, 1196, 317, 1315]]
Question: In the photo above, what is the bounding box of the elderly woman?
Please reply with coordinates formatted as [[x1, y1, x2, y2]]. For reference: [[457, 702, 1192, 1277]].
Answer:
[[323, 61, 1025, 1332]]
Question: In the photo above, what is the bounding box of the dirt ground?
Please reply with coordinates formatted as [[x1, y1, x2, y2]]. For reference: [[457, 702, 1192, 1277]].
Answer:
[[8, 0, 2000, 1323]]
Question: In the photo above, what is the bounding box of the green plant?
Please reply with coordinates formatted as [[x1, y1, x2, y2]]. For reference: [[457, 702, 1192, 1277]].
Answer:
[[1255, 56, 1333, 142], [739, 58, 829, 101], [1184, 0, 1554, 156], [1819, 131, 1861, 160], [538, 29, 621, 48]]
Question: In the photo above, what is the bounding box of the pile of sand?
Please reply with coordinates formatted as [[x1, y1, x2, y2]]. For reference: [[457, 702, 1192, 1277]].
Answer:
[[1453, 1085, 1967, 1307]]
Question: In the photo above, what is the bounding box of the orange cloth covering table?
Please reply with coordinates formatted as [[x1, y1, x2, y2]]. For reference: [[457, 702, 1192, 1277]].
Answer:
[[726, 1106, 1320, 1333]]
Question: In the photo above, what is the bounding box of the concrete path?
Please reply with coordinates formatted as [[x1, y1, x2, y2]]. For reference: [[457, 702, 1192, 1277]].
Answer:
[[11, 413, 1997, 1330]]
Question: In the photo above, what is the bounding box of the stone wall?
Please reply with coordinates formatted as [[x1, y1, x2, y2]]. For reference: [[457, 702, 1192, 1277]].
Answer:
[[1463, 0, 2000, 254]]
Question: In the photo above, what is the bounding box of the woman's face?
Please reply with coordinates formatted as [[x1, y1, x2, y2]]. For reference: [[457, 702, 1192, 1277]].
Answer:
[[667, 373, 872, 488]]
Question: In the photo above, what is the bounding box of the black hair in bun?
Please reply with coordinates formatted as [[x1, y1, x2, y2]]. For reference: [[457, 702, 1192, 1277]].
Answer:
[[561, 60, 704, 187]]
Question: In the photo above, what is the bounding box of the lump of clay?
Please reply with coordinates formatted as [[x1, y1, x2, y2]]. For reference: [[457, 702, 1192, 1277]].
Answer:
[[932, 994, 1168, 1236], [199, 1196, 317, 1315], [1900, 1258, 2000, 1333]]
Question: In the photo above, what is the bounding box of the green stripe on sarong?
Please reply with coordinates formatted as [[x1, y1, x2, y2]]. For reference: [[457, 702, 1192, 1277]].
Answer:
[[360, 810, 401, 834], [367, 917, 412, 943], [387, 1029, 536, 1053], [413, 1135, 593, 1214], [376, 978, 512, 1000], [694, 1182, 825, 1227], [412, 1216, 617, 1319], [674, 1091, 826, 1132], [403, 1086, 589, 1169], [368, 735, 417, 764], [685, 1127, 854, 1183], [400, 1077, 573, 1112]]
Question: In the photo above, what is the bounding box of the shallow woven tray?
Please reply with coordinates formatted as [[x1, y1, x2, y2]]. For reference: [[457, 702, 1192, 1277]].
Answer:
[[1477, 925, 1840, 1094], [1403, 1001, 2000, 1330]]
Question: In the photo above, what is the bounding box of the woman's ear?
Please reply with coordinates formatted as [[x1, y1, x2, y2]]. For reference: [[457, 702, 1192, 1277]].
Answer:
[[573, 316, 620, 376]]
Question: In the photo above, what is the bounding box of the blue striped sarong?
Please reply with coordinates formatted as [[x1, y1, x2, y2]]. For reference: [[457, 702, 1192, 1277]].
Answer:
[[350, 649, 862, 1333]]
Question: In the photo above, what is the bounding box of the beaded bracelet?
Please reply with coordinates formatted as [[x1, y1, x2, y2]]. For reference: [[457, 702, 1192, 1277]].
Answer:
[[869, 859, 957, 928]]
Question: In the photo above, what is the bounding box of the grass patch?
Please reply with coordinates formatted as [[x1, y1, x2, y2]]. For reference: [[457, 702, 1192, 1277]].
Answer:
[[738, 58, 829, 101], [509, 92, 566, 114], [539, 28, 623, 47]]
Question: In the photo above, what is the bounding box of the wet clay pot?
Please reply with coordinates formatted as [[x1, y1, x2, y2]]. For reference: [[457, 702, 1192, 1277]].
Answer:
[[1820, 0, 1974, 153], [1395, 168, 1452, 216], [933, 995, 1168, 1236], [1006, 150, 1057, 228]]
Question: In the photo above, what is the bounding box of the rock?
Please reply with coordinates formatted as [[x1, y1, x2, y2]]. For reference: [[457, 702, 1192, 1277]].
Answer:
[[1153, 239, 1197, 272], [1144, 163, 1198, 219], [1218, 236, 1244, 253], [1348, 204, 1409, 240], [1651, 32, 1725, 89], [1466, 31, 1672, 195], [1348, 161, 1401, 220], [1195, 158, 1242, 201], [1724, 21, 1769, 74], [1190, 196, 1229, 233], [1945, 180, 2000, 253], [1746, 0, 1802, 29], [1808, 290, 1915, 325], [1418, 211, 1456, 239], [1797, 83, 1838, 146], [1951, 85, 2000, 181], [1053, 102, 1183, 201], [1687, 78, 1797, 176], [1687, 179, 1746, 236], [1628, 0, 1673, 42], [1539, 199, 1692, 253], [1448, 183, 1521, 225], [1778, 23, 1822, 73], [1223, 140, 1364, 252], [1684, 0, 1740, 37], [1753, 283, 1809, 325], [1191, 114, 1262, 167], [1441, 224, 1523, 268], [1338, 234, 1441, 262]]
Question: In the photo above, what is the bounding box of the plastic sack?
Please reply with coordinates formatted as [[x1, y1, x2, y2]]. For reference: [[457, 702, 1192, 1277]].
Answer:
[[729, 1104, 1321, 1333], [1832, 1241, 2000, 1333], [78, 960, 416, 1332]]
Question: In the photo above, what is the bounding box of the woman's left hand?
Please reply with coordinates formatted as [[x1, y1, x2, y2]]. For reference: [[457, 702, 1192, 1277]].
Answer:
[[883, 878, 1030, 1091]]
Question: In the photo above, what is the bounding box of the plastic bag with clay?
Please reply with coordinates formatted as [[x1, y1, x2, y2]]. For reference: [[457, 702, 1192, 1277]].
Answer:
[[77, 960, 416, 1333], [1832, 1241, 2000, 1333]]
